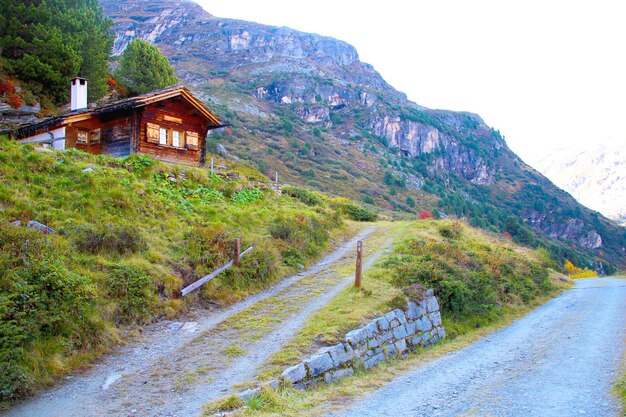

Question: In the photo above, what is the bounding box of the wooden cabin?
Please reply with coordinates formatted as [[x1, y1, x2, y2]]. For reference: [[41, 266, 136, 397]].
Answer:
[[12, 78, 223, 166]]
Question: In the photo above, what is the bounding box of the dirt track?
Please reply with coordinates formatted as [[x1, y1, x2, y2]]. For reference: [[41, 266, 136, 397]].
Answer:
[[333, 277, 626, 417], [3, 224, 399, 417]]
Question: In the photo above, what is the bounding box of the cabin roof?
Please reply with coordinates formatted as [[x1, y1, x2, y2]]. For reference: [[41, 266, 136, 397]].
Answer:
[[13, 84, 222, 139]]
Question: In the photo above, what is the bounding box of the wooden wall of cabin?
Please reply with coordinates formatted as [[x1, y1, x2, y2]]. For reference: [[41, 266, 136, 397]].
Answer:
[[138, 98, 211, 166], [66, 112, 133, 157]]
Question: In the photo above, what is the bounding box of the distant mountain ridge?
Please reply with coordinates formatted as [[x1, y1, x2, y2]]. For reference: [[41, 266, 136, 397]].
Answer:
[[98, 0, 625, 270], [534, 141, 626, 226]]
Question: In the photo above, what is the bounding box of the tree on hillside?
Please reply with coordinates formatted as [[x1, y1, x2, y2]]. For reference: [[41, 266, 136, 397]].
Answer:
[[115, 39, 178, 96], [0, 0, 113, 106]]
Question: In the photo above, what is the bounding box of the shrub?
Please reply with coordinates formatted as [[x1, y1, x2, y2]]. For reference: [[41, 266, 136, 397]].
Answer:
[[71, 224, 146, 255], [438, 221, 463, 239], [268, 215, 330, 263], [344, 204, 377, 222], [386, 228, 554, 320], [0, 224, 99, 400], [418, 210, 434, 220], [283, 186, 323, 207], [184, 225, 232, 276], [104, 263, 156, 323]]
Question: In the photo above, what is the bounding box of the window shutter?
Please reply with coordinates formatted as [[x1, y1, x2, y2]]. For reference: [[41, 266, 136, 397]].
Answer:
[[147, 123, 160, 143], [90, 128, 101, 143], [186, 131, 199, 149]]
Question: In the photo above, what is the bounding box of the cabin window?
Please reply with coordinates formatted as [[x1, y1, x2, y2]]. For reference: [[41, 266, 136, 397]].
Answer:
[[172, 130, 184, 148], [186, 131, 199, 149], [159, 128, 168, 145], [76, 129, 89, 144], [76, 128, 100, 144], [147, 123, 160, 143]]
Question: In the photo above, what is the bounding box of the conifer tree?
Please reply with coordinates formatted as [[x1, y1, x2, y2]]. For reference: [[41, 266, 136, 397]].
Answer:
[[115, 39, 178, 96], [0, 0, 113, 105]]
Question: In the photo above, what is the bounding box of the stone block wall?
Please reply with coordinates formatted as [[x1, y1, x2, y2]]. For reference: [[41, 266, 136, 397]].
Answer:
[[280, 289, 445, 388]]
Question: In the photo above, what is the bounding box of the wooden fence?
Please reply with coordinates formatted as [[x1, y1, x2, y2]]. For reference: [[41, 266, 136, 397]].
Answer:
[[181, 242, 254, 297]]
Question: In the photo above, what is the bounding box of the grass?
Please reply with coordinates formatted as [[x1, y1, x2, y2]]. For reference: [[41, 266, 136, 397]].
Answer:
[[202, 220, 567, 416], [204, 291, 566, 417], [0, 138, 379, 403]]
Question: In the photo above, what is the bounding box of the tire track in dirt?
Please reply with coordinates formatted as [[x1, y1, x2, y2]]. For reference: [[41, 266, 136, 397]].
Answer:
[[4, 224, 399, 417]]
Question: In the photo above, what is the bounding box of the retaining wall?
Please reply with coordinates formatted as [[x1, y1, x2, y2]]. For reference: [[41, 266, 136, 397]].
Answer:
[[280, 289, 445, 388]]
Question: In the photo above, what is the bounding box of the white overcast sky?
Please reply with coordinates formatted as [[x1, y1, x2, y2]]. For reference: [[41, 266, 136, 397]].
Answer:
[[196, 0, 626, 165]]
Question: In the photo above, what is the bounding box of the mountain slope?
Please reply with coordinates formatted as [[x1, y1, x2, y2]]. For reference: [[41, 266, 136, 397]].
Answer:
[[534, 141, 626, 226], [100, 0, 625, 270]]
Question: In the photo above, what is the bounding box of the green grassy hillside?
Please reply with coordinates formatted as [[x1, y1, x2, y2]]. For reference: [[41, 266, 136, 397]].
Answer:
[[0, 137, 377, 402]]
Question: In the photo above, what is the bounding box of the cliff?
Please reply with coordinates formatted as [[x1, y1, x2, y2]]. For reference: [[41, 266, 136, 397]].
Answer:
[[99, 0, 625, 269]]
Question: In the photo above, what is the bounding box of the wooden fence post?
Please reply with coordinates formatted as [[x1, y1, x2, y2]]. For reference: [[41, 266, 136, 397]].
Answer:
[[234, 238, 241, 267], [355, 240, 363, 288]]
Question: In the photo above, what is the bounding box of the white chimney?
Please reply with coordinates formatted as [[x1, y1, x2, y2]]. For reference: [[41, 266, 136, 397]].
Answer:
[[70, 77, 88, 111]]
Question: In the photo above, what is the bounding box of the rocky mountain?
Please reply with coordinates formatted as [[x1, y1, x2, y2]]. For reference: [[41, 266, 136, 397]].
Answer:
[[534, 142, 626, 226], [100, 0, 625, 270]]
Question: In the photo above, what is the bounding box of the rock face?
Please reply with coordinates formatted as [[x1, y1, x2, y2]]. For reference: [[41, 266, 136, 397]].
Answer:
[[99, 0, 626, 269], [534, 142, 626, 226]]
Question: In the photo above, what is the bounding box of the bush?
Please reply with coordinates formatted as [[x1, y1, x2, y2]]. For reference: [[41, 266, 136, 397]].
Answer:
[[438, 221, 463, 239], [184, 225, 232, 276], [269, 215, 330, 264], [418, 210, 434, 220], [0, 224, 99, 400], [344, 204, 378, 222], [105, 263, 156, 323], [386, 226, 554, 320], [71, 223, 147, 255], [283, 186, 323, 207]]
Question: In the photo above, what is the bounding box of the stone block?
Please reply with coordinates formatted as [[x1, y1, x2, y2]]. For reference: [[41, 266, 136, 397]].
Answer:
[[281, 363, 307, 384], [330, 343, 355, 365], [395, 338, 407, 354], [417, 316, 433, 332], [364, 352, 386, 369], [346, 328, 366, 348], [405, 321, 417, 336], [365, 321, 379, 338], [376, 316, 391, 331], [239, 388, 260, 402], [324, 367, 354, 383], [405, 301, 426, 319], [367, 337, 382, 349], [384, 310, 400, 328], [425, 296, 440, 313], [368, 331, 393, 349], [263, 379, 279, 390], [385, 343, 398, 357], [438, 326, 447, 339], [304, 353, 334, 377], [394, 309, 408, 324], [26, 220, 56, 235], [425, 288, 434, 297], [430, 311, 442, 327], [410, 336, 422, 347], [392, 324, 409, 340]]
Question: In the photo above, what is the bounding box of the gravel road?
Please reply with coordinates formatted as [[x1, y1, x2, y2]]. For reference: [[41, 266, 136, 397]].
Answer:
[[3, 224, 399, 417], [334, 277, 626, 417]]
